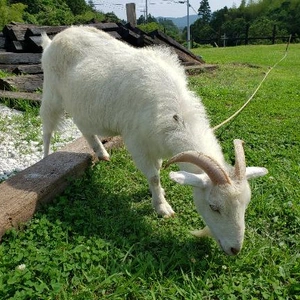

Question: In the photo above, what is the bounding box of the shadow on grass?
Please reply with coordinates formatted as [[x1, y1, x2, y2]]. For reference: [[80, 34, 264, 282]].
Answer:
[[37, 161, 217, 276]]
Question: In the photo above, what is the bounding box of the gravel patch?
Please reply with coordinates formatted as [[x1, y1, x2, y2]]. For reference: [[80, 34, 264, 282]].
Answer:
[[0, 104, 81, 182]]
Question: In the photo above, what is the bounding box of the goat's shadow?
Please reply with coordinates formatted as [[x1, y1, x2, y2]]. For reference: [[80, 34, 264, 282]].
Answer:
[[35, 160, 221, 276]]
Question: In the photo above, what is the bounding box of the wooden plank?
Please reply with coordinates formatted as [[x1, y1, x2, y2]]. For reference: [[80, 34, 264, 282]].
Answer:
[[1, 64, 42, 75], [89, 23, 120, 32], [3, 23, 37, 41], [174, 48, 203, 65], [0, 35, 6, 50], [118, 26, 143, 47], [151, 30, 205, 64], [107, 31, 122, 39], [0, 64, 22, 72], [25, 25, 68, 38], [0, 90, 41, 102], [11, 40, 25, 52], [12, 64, 42, 75], [184, 64, 218, 75], [0, 52, 41, 65], [0, 74, 43, 92], [0, 136, 123, 240], [26, 36, 43, 53], [124, 23, 156, 46], [151, 35, 203, 65]]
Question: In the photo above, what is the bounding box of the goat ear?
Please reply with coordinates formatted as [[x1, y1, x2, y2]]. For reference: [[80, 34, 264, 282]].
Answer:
[[169, 171, 209, 188], [245, 167, 268, 180]]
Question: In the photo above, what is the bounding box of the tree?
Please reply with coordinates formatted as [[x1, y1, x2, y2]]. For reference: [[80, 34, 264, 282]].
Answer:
[[190, 0, 213, 44], [137, 22, 163, 33], [103, 12, 119, 23], [7, 0, 109, 26], [157, 18, 180, 40], [137, 15, 145, 25], [210, 6, 228, 33], [65, 0, 87, 15], [0, 0, 27, 28], [198, 0, 211, 24]]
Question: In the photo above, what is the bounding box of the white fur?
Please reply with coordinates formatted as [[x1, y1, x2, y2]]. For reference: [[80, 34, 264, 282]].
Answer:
[[40, 26, 267, 255]]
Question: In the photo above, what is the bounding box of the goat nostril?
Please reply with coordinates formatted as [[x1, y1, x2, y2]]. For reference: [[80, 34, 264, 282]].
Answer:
[[231, 247, 240, 255]]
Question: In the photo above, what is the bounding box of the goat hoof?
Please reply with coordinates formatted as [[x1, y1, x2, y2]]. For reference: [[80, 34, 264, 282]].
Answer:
[[163, 212, 176, 218], [99, 156, 110, 161], [156, 203, 175, 217]]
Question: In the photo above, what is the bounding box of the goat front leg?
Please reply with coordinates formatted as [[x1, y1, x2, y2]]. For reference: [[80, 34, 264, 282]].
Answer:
[[83, 134, 110, 161], [125, 140, 175, 217], [149, 174, 175, 217]]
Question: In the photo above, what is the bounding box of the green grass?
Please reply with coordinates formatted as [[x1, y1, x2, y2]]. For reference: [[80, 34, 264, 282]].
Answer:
[[0, 44, 299, 299]]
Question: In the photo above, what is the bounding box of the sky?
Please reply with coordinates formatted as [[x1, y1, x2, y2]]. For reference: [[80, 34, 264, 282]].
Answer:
[[92, 0, 243, 20]]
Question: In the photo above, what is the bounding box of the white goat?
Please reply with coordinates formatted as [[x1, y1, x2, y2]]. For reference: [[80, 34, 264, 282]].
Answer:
[[40, 26, 268, 255]]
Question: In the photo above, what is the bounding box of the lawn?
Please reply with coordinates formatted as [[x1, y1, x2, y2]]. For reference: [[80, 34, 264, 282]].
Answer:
[[0, 44, 299, 299]]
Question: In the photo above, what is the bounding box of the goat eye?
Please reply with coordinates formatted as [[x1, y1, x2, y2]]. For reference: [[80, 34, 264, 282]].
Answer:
[[209, 204, 220, 213]]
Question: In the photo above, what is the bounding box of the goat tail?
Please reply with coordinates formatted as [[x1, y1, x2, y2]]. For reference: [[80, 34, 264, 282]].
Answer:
[[41, 32, 52, 50]]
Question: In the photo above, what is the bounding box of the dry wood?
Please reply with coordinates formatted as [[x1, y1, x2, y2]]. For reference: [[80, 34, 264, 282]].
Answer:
[[184, 64, 218, 75], [0, 90, 41, 102], [10, 40, 25, 52], [151, 30, 205, 64], [107, 31, 122, 39], [26, 36, 43, 53], [3, 23, 37, 41], [89, 23, 120, 32], [0, 35, 5, 50], [0, 64, 22, 73], [0, 136, 123, 240], [0, 52, 41, 65], [25, 25, 68, 38], [119, 26, 143, 47], [12, 64, 42, 75], [0, 74, 43, 92]]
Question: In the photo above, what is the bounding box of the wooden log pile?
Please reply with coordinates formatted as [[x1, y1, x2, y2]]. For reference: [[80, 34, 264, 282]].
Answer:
[[0, 22, 204, 99]]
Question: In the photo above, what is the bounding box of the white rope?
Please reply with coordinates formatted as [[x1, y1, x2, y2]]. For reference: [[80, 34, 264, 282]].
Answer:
[[213, 35, 292, 131]]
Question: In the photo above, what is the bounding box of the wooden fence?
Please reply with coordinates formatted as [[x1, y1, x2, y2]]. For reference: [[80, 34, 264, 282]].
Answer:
[[194, 25, 296, 47]]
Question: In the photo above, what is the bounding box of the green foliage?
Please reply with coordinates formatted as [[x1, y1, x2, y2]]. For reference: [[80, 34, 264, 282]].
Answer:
[[198, 0, 211, 24], [0, 0, 113, 29], [0, 44, 299, 298], [0, 0, 27, 28], [157, 17, 181, 41], [248, 16, 288, 44], [191, 22, 215, 42], [137, 14, 182, 43], [193, 0, 299, 45], [65, 0, 87, 15], [103, 12, 119, 23], [137, 22, 163, 34]]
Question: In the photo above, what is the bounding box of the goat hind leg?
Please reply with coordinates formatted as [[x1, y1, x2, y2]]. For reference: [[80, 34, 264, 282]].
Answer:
[[83, 134, 110, 161], [40, 101, 63, 157]]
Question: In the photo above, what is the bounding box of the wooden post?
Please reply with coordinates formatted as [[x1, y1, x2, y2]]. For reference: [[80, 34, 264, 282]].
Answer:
[[126, 3, 137, 27]]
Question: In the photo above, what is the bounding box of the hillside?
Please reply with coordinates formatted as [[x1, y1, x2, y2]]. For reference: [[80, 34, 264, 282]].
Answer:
[[165, 14, 200, 29]]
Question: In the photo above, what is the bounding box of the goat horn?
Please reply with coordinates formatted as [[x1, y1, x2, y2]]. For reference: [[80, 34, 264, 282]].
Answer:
[[234, 139, 246, 180], [165, 151, 231, 185]]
